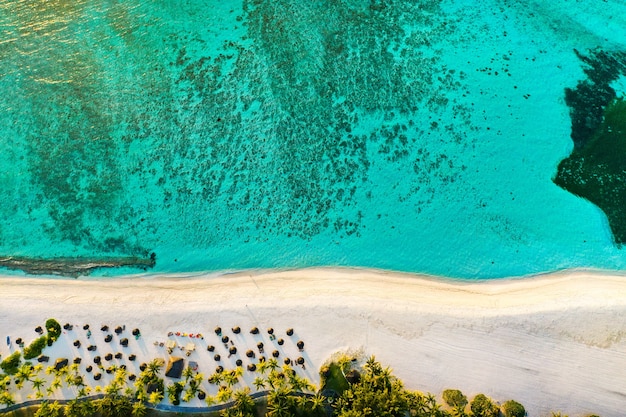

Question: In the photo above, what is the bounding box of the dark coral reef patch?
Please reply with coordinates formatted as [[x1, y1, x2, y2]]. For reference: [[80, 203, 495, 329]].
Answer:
[[554, 48, 626, 244]]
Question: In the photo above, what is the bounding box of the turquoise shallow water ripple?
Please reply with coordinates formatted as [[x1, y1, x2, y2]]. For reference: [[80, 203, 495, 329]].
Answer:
[[1, 0, 626, 278]]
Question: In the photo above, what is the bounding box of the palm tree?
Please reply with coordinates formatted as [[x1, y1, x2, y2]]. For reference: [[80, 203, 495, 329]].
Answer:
[[208, 371, 225, 386], [309, 392, 325, 413], [15, 363, 35, 387], [131, 400, 148, 417], [216, 386, 233, 403], [148, 390, 164, 405], [64, 399, 93, 417], [148, 358, 164, 373], [182, 366, 195, 382], [31, 377, 46, 398], [256, 359, 270, 375], [266, 386, 293, 417], [253, 376, 266, 391], [231, 387, 256, 416], [0, 391, 16, 407], [266, 358, 280, 372], [35, 400, 63, 417]]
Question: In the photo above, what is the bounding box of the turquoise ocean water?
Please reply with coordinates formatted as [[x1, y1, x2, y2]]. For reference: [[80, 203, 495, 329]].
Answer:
[[1, 0, 626, 278]]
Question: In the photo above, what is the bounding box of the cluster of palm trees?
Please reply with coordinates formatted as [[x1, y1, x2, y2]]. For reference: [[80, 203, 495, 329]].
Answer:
[[0, 353, 324, 417]]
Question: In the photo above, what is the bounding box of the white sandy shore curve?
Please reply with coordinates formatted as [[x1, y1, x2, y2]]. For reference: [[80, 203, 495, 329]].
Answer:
[[1, 268, 626, 416]]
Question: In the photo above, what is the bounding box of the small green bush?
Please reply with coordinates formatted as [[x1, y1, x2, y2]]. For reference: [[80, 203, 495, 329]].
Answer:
[[471, 394, 500, 417], [45, 318, 62, 346], [0, 351, 22, 375], [443, 389, 468, 409], [502, 399, 525, 417], [23, 335, 48, 360]]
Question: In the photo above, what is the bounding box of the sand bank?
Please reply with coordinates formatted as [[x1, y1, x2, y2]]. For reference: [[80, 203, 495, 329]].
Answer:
[[1, 268, 626, 416]]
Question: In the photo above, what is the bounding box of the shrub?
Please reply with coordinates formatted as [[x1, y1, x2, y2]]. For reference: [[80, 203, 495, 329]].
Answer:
[[502, 399, 525, 417], [23, 336, 49, 360], [0, 351, 22, 375], [443, 389, 468, 409], [45, 318, 62, 346], [471, 394, 500, 417]]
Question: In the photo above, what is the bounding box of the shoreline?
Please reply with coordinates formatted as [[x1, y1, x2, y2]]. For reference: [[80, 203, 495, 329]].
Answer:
[[2, 267, 626, 416]]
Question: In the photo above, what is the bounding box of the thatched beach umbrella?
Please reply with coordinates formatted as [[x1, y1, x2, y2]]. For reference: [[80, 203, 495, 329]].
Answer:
[[198, 391, 206, 400], [247, 363, 256, 372], [297, 340, 304, 351], [232, 326, 241, 334], [15, 338, 22, 345], [104, 353, 113, 361], [83, 324, 90, 330], [120, 338, 129, 347], [115, 326, 123, 335], [214, 354, 221, 362], [87, 345, 97, 351], [259, 356, 265, 362], [257, 342, 264, 353], [284, 358, 290, 365], [250, 327, 259, 334], [106, 367, 113, 374], [229, 346, 237, 355], [104, 334, 113, 343], [129, 374, 136, 381], [207, 345, 215, 352], [94, 373, 102, 381], [267, 328, 274, 335], [139, 363, 147, 371], [214, 326, 222, 335], [120, 364, 126, 371], [236, 359, 242, 367], [63, 323, 72, 330], [73, 340, 81, 347], [115, 352, 123, 359], [286, 328, 294, 336], [86, 365, 92, 373], [94, 356, 101, 364], [272, 350, 279, 358], [277, 338, 284, 346], [73, 357, 82, 364], [132, 328, 140, 336], [246, 350, 255, 358], [128, 354, 136, 361], [35, 326, 43, 334], [296, 357, 304, 365], [37, 355, 49, 363], [101, 325, 109, 332], [215, 366, 224, 373], [221, 336, 229, 344]]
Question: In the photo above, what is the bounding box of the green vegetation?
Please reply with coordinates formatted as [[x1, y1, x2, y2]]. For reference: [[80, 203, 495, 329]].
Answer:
[[0, 352, 605, 417], [45, 319, 62, 346], [443, 389, 468, 409], [319, 362, 349, 394], [23, 337, 48, 361], [556, 47, 626, 245], [470, 394, 500, 417], [501, 399, 525, 417], [0, 352, 22, 376]]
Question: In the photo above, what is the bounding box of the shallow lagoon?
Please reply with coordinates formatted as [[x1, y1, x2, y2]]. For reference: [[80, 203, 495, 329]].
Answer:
[[1, 0, 626, 278]]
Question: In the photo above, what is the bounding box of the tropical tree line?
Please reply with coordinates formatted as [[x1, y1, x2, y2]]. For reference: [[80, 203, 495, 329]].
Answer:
[[0, 350, 604, 417]]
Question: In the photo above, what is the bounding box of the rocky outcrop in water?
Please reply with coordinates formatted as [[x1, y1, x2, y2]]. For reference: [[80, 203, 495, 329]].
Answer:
[[0, 253, 156, 277]]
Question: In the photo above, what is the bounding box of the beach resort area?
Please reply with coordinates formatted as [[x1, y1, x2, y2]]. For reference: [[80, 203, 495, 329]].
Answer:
[[1, 268, 626, 417]]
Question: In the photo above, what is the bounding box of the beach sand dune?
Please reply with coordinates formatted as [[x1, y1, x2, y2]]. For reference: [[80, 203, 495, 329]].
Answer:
[[1, 268, 625, 416]]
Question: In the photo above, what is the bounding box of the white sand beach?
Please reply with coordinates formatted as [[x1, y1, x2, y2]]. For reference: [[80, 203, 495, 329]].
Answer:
[[1, 268, 626, 416]]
